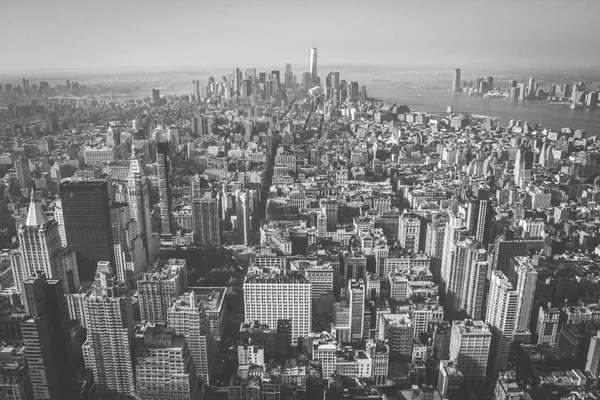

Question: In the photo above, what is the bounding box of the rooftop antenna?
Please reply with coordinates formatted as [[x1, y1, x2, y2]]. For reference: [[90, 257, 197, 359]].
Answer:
[[313, 39, 315, 48]]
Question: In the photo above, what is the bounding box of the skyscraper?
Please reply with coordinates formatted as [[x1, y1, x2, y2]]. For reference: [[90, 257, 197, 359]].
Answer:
[[309, 46, 318, 85], [507, 256, 538, 333], [349, 279, 365, 340], [192, 196, 221, 246], [466, 188, 492, 247], [21, 273, 79, 400], [127, 154, 155, 261], [156, 141, 174, 238], [168, 292, 215, 385], [151, 88, 160, 104], [60, 181, 115, 282], [81, 261, 135, 399], [485, 271, 518, 378], [134, 322, 199, 400], [491, 230, 528, 275], [192, 80, 200, 102], [138, 259, 187, 323], [284, 63, 293, 89], [14, 157, 31, 190], [15, 194, 80, 294], [110, 202, 146, 284], [235, 189, 251, 245], [452, 69, 461, 92]]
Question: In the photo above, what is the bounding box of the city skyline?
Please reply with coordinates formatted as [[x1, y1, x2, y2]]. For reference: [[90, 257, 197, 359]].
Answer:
[[2, 0, 600, 73]]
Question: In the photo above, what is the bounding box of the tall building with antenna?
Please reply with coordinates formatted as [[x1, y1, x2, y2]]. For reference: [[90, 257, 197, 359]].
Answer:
[[309, 43, 318, 86]]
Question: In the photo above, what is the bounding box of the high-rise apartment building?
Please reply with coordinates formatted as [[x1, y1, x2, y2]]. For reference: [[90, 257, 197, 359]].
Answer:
[[15, 194, 80, 294], [59, 181, 115, 282], [156, 141, 174, 237], [243, 267, 311, 345], [284, 63, 293, 89], [452, 69, 461, 92], [135, 322, 199, 400], [485, 271, 519, 379], [168, 292, 215, 385], [192, 196, 221, 246], [81, 261, 135, 399], [20, 273, 79, 400], [449, 319, 491, 386], [138, 259, 187, 323]]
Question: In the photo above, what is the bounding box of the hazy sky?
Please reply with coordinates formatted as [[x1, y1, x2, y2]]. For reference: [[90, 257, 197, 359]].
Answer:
[[2, 0, 600, 72]]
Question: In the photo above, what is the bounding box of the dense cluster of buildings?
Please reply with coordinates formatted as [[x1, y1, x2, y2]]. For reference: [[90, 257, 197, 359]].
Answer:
[[452, 68, 599, 108], [0, 47, 599, 400]]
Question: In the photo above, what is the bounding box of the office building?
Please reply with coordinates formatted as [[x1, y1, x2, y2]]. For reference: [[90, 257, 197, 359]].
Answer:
[[378, 314, 413, 359], [485, 271, 518, 378], [449, 319, 491, 386], [291, 260, 333, 299], [399, 213, 421, 253], [466, 188, 492, 247], [309, 46, 318, 85], [507, 256, 538, 333], [135, 322, 199, 400], [438, 360, 463, 398], [20, 273, 79, 400], [192, 80, 200, 102], [189, 287, 228, 346], [59, 181, 115, 282], [536, 304, 560, 346], [168, 292, 215, 385], [127, 154, 155, 262], [15, 194, 80, 294], [14, 157, 31, 190], [244, 267, 311, 345], [235, 189, 251, 245], [491, 230, 529, 274], [452, 69, 461, 92], [586, 331, 600, 376], [284, 63, 293, 89], [349, 279, 365, 341], [0, 344, 35, 400], [111, 202, 146, 284], [138, 259, 187, 323], [192, 196, 221, 246], [156, 141, 174, 237], [151, 88, 160, 104], [320, 199, 338, 231], [81, 261, 136, 399]]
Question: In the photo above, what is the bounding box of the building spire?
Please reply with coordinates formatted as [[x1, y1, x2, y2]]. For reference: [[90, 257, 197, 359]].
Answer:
[[25, 190, 48, 227]]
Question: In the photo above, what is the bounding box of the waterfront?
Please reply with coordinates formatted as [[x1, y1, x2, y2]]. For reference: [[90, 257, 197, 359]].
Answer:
[[367, 84, 600, 135]]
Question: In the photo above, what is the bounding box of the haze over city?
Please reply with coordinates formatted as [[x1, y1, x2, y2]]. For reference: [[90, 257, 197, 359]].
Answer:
[[2, 0, 600, 73], [2, 1, 600, 400]]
